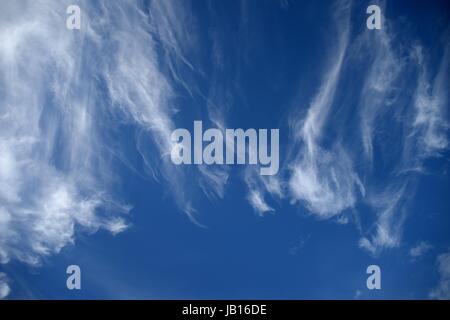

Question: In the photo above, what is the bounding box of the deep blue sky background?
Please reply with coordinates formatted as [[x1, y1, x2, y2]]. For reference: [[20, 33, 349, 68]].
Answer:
[[1, 0, 449, 299]]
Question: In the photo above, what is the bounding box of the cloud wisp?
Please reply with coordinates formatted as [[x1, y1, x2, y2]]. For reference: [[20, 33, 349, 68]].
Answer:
[[0, 0, 241, 290], [286, 1, 365, 219], [0, 273, 10, 299], [0, 0, 135, 269], [410, 241, 433, 259], [430, 251, 450, 300], [282, 1, 448, 255]]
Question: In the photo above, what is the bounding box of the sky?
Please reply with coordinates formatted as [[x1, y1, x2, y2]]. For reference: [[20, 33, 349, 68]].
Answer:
[[0, 0, 449, 300]]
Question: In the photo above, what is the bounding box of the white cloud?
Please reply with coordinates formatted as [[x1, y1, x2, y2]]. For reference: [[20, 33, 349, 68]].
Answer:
[[430, 251, 450, 300], [0, 1, 134, 270], [0, 273, 10, 299], [244, 167, 281, 215], [363, 43, 449, 255], [198, 165, 230, 200], [358, 184, 406, 255], [412, 45, 449, 158], [247, 190, 274, 215], [410, 241, 432, 259], [287, 1, 364, 219], [350, 18, 448, 255], [102, 0, 231, 214], [283, 2, 448, 255], [0, 0, 239, 280], [289, 148, 364, 219], [357, 27, 402, 163]]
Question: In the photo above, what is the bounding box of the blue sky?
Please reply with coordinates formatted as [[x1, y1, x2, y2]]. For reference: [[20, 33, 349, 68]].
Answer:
[[0, 0, 449, 299]]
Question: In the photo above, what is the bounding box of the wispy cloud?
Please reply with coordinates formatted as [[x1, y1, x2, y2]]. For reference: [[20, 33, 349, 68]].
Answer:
[[358, 183, 408, 256], [0, 0, 242, 282], [247, 190, 274, 215], [430, 251, 450, 300], [198, 165, 229, 200], [0, 1, 133, 268], [244, 167, 282, 215], [289, 234, 311, 256], [0, 0, 243, 279], [0, 273, 10, 299], [287, 0, 365, 219], [0, 0, 214, 295], [412, 45, 449, 159], [409, 241, 433, 259], [357, 40, 449, 255], [284, 1, 448, 255], [357, 28, 403, 164]]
